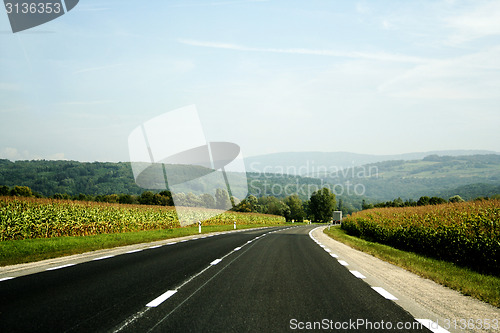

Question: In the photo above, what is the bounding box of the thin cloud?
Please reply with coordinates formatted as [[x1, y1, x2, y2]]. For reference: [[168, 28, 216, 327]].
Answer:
[[178, 39, 431, 64], [445, 1, 500, 44], [0, 82, 21, 91], [73, 64, 123, 74], [57, 100, 114, 106]]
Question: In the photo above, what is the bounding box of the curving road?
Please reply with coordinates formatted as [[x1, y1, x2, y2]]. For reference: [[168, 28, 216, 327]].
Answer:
[[0, 225, 432, 332]]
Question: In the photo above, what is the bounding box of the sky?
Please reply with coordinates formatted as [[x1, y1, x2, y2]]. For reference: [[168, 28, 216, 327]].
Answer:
[[1, 0, 500, 162]]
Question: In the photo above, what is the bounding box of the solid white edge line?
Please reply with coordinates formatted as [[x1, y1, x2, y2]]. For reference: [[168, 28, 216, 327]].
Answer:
[[324, 248, 331, 252], [166, 242, 177, 245], [372, 287, 398, 300], [149, 245, 162, 249], [210, 259, 222, 265], [0, 277, 15, 282], [349, 270, 366, 279], [46, 263, 76, 271], [146, 290, 177, 307], [416, 319, 450, 333], [338, 260, 349, 266], [92, 255, 114, 261]]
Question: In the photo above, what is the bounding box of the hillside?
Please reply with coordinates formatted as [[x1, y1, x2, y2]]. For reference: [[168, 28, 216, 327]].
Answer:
[[245, 150, 499, 176], [323, 154, 500, 201], [1, 154, 500, 209], [0, 159, 321, 201]]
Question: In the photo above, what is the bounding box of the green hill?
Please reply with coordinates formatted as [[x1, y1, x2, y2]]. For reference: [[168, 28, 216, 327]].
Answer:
[[1, 154, 500, 211], [322, 154, 500, 201]]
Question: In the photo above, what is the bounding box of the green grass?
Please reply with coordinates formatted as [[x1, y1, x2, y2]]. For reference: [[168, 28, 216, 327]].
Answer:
[[324, 225, 500, 308], [0, 223, 293, 267]]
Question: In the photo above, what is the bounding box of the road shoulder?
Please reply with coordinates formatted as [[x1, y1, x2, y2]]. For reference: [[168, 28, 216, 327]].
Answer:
[[0, 226, 270, 280], [313, 226, 500, 333]]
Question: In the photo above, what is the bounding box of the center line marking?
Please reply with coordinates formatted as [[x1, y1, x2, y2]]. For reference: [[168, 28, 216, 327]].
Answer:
[[372, 287, 398, 300], [146, 290, 177, 307], [210, 258, 222, 265]]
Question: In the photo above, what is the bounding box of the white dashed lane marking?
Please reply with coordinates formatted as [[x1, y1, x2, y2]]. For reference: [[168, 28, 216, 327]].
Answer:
[[349, 270, 366, 279], [210, 259, 222, 265], [146, 290, 177, 307], [372, 287, 398, 300], [338, 260, 349, 266], [0, 277, 15, 282], [46, 264, 76, 271], [126, 249, 143, 254], [416, 319, 450, 333], [92, 255, 115, 261]]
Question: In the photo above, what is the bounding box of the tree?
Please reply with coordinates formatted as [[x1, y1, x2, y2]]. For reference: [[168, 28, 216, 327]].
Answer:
[[361, 199, 374, 210], [201, 193, 216, 209], [233, 195, 258, 213], [284, 194, 305, 222], [159, 190, 174, 206], [215, 188, 231, 210], [448, 195, 465, 203], [139, 191, 155, 205], [10, 186, 33, 197], [309, 187, 336, 222], [0, 185, 9, 196], [429, 196, 447, 205], [266, 197, 290, 217], [417, 196, 430, 206]]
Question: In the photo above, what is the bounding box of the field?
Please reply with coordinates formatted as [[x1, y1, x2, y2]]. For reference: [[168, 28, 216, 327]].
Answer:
[[341, 200, 500, 276], [0, 196, 285, 241]]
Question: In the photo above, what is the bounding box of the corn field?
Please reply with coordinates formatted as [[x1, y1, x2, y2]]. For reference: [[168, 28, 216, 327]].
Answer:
[[341, 200, 500, 275], [0, 196, 285, 241]]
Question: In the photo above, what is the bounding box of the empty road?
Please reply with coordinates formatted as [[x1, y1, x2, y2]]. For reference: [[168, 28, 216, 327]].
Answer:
[[0, 225, 433, 332]]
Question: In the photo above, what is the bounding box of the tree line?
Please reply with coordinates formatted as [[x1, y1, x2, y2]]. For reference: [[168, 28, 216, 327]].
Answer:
[[361, 194, 499, 210], [0, 184, 339, 223]]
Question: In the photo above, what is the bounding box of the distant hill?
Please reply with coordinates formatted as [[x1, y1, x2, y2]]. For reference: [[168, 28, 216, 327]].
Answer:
[[322, 154, 500, 201], [1, 153, 500, 210], [0, 159, 321, 200], [245, 150, 499, 176]]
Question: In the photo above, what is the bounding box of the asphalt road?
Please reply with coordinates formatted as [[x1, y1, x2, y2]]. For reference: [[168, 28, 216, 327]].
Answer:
[[0, 225, 431, 332]]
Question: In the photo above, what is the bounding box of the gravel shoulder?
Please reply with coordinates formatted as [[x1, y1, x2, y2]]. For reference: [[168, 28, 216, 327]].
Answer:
[[313, 226, 500, 333]]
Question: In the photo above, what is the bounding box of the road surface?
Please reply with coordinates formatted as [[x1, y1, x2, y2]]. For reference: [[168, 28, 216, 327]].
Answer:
[[0, 225, 433, 332]]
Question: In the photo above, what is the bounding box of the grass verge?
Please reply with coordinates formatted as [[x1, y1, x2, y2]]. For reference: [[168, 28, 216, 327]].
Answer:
[[0, 223, 294, 267], [324, 225, 500, 308]]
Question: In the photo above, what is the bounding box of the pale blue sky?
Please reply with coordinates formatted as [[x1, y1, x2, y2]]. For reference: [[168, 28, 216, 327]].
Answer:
[[1, 0, 499, 162]]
